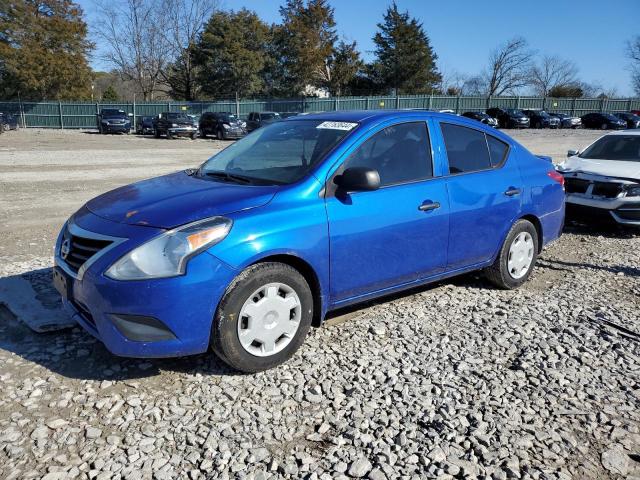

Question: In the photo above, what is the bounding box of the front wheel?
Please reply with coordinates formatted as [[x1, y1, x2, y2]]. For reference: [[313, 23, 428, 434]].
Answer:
[[211, 262, 313, 372], [216, 128, 225, 140], [601, 123, 608, 130], [484, 219, 539, 289]]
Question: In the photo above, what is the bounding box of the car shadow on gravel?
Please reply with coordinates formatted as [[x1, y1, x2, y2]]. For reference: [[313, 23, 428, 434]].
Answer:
[[0, 268, 243, 381]]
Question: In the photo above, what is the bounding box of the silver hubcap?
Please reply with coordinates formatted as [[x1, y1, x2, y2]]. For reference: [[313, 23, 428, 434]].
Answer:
[[237, 283, 301, 357], [507, 232, 534, 279]]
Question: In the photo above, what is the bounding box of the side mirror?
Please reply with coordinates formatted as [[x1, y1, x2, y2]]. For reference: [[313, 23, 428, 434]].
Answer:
[[334, 167, 380, 192], [567, 149, 578, 157]]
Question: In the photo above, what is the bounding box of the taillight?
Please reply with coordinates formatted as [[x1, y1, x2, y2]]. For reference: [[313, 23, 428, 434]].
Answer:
[[548, 170, 565, 189]]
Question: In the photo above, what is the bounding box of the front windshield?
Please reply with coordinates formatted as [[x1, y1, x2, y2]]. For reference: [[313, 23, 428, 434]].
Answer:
[[580, 135, 640, 161], [167, 113, 189, 121], [200, 120, 357, 184], [222, 114, 237, 122], [262, 113, 280, 120], [103, 109, 125, 116], [506, 109, 524, 116]]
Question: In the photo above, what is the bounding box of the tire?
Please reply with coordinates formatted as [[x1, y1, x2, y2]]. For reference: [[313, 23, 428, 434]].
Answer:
[[484, 219, 539, 290], [211, 262, 313, 373], [601, 123, 608, 130], [167, 130, 173, 139], [217, 128, 225, 140], [190, 132, 197, 140], [199, 129, 206, 139], [154, 129, 160, 138]]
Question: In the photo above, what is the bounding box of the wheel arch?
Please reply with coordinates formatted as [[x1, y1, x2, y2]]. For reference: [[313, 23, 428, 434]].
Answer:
[[519, 214, 543, 253], [249, 254, 324, 328]]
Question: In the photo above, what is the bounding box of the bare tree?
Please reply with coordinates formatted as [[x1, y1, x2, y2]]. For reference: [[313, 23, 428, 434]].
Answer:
[[160, 0, 218, 100], [530, 55, 579, 96], [626, 35, 640, 95], [95, 0, 170, 100], [483, 37, 534, 96]]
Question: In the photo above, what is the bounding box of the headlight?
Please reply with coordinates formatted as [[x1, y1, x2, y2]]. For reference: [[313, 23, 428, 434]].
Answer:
[[105, 217, 232, 280], [241, 121, 247, 128], [223, 124, 230, 129], [101, 120, 108, 124], [625, 185, 640, 197], [171, 123, 178, 127]]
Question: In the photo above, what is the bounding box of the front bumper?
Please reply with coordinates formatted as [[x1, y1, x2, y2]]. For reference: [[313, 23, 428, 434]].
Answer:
[[565, 195, 640, 226], [223, 128, 246, 139], [168, 126, 198, 136], [101, 123, 130, 133], [54, 210, 239, 357]]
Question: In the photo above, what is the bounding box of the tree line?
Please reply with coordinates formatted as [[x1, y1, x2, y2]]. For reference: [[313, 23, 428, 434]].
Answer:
[[1, 0, 639, 102]]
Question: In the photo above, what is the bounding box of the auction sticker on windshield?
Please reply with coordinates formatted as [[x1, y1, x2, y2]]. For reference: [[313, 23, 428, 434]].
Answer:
[[316, 121, 358, 130]]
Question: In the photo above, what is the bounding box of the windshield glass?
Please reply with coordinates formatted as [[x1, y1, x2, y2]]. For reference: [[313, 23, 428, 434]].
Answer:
[[102, 109, 125, 116], [200, 120, 356, 184], [262, 113, 280, 120], [580, 135, 640, 161], [222, 114, 237, 122], [167, 113, 189, 121], [506, 109, 524, 116]]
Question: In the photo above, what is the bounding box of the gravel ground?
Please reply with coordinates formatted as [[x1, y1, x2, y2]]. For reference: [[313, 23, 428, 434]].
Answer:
[[0, 128, 639, 479]]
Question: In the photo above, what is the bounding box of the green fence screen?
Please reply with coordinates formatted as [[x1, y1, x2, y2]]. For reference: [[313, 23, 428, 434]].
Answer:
[[1, 95, 639, 129]]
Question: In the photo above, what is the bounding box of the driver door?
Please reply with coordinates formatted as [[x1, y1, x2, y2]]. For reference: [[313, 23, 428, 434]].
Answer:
[[326, 121, 449, 304]]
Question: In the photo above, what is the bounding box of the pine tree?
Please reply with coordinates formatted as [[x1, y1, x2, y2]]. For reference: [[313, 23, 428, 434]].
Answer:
[[101, 85, 119, 101], [0, 0, 94, 100], [325, 41, 363, 96], [194, 9, 269, 98], [371, 2, 441, 95], [274, 0, 337, 95]]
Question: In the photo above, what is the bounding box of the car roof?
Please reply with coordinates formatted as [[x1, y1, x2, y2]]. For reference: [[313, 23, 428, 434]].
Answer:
[[283, 109, 463, 124]]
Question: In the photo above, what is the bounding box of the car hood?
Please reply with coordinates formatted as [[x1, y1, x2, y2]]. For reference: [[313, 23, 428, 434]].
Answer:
[[85, 171, 278, 228], [558, 156, 640, 181]]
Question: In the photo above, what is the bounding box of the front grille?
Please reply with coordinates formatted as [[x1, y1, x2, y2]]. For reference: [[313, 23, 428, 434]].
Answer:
[[62, 231, 112, 273], [565, 178, 590, 194], [592, 182, 623, 198]]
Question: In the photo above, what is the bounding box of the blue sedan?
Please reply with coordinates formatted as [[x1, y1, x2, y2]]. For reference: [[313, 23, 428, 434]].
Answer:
[[54, 110, 565, 372]]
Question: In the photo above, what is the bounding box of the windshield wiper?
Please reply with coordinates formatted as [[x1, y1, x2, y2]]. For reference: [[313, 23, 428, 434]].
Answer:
[[204, 171, 254, 184]]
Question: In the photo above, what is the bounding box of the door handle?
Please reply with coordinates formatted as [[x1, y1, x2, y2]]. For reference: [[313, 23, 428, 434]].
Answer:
[[504, 187, 521, 196], [418, 201, 440, 211]]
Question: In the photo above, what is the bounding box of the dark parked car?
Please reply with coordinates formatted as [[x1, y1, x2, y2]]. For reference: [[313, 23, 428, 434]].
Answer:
[[0, 113, 19, 131], [522, 110, 560, 129], [153, 112, 198, 139], [614, 112, 640, 129], [549, 113, 581, 129], [581, 113, 626, 130], [199, 112, 246, 140], [461, 111, 498, 128], [96, 109, 131, 134], [136, 116, 155, 135], [280, 112, 300, 119], [246, 111, 282, 132], [486, 108, 530, 129]]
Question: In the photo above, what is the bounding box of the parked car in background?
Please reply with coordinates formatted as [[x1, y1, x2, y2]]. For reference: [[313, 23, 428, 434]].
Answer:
[[581, 112, 626, 130], [188, 114, 200, 132], [549, 113, 582, 129], [558, 131, 640, 226], [96, 109, 131, 134], [522, 110, 560, 129], [486, 108, 530, 128], [461, 111, 498, 128], [135, 116, 155, 135], [53, 110, 565, 372], [153, 112, 198, 139], [280, 112, 300, 118], [246, 111, 282, 132], [614, 112, 640, 129], [0, 113, 19, 131], [199, 112, 246, 140]]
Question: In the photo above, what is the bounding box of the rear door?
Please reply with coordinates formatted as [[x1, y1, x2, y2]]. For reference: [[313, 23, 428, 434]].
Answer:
[[435, 121, 522, 270], [326, 120, 449, 303]]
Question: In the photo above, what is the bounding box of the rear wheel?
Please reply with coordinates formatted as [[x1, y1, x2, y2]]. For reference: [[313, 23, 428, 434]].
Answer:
[[211, 262, 313, 372], [485, 219, 539, 289]]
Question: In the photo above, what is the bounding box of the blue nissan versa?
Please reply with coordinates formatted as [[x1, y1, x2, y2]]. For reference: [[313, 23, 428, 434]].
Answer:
[[54, 111, 565, 372]]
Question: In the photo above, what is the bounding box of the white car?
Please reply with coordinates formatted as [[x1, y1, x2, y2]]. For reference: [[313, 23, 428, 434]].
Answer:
[[557, 130, 640, 226]]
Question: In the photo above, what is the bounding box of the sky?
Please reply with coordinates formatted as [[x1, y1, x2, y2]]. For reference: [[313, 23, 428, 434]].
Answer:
[[78, 0, 640, 96]]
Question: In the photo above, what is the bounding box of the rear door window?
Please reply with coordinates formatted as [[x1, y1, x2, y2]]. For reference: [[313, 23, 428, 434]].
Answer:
[[440, 123, 491, 174], [486, 135, 509, 166]]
